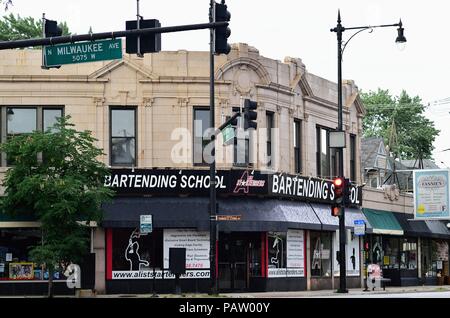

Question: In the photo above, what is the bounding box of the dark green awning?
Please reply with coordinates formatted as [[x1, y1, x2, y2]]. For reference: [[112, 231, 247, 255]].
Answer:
[[362, 208, 404, 236]]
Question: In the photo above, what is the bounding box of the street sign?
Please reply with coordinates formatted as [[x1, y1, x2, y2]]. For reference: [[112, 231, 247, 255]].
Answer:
[[140, 215, 153, 234], [44, 39, 122, 67], [217, 215, 241, 221], [354, 220, 366, 236], [222, 125, 235, 146]]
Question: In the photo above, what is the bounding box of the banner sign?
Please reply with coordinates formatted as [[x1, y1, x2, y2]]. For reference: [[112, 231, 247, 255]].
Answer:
[[105, 169, 362, 206], [414, 169, 450, 220]]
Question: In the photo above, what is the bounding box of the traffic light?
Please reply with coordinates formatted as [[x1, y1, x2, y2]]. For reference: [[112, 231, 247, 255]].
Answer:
[[333, 177, 345, 205], [44, 19, 62, 38], [214, 1, 231, 55], [331, 204, 342, 217], [126, 19, 161, 55], [243, 99, 257, 130], [333, 177, 350, 206]]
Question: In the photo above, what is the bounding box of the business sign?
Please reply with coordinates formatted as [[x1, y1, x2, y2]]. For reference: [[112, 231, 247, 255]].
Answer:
[[104, 169, 363, 206], [270, 173, 362, 206], [217, 215, 241, 221], [140, 215, 152, 234], [286, 230, 305, 269], [354, 220, 366, 236], [414, 169, 450, 219], [163, 229, 210, 269], [112, 270, 210, 280], [44, 39, 122, 67]]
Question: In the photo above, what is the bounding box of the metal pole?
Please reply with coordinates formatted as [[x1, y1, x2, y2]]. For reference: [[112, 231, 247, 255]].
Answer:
[[209, 0, 218, 295], [136, 0, 143, 58], [336, 10, 348, 294], [0, 22, 229, 50]]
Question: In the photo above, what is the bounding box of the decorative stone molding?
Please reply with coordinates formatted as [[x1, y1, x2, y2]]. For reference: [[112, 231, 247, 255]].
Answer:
[[276, 105, 282, 114], [288, 108, 295, 116], [303, 113, 310, 122], [383, 184, 400, 202], [93, 97, 105, 108], [143, 98, 155, 108], [178, 98, 190, 108]]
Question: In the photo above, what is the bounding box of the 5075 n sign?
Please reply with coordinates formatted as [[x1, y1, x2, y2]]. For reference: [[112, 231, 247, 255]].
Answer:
[[44, 39, 122, 67]]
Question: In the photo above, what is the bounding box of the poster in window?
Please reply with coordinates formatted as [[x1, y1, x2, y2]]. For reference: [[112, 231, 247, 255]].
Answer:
[[414, 169, 450, 219], [268, 232, 286, 269], [333, 231, 360, 276], [163, 229, 210, 269], [9, 263, 34, 280], [286, 230, 304, 269]]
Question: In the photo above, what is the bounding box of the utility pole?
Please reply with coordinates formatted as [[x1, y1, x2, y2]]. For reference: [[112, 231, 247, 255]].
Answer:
[[209, 0, 218, 295]]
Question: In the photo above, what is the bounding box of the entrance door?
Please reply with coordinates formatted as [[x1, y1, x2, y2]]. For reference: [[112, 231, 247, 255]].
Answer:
[[218, 233, 249, 291]]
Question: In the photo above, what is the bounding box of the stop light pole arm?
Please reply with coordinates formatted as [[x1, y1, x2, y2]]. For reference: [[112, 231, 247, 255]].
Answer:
[[215, 112, 241, 135], [0, 21, 229, 50]]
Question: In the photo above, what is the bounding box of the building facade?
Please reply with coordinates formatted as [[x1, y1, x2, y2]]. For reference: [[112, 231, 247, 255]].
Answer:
[[0, 43, 446, 295]]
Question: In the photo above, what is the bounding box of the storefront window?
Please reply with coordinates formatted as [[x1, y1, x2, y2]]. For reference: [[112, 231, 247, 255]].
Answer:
[[111, 228, 163, 272], [268, 232, 286, 269], [400, 238, 417, 270], [382, 237, 399, 270], [422, 239, 449, 278], [0, 228, 65, 281], [310, 231, 332, 277]]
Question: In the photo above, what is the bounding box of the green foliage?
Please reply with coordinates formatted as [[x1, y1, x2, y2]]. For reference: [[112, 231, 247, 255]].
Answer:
[[0, 13, 70, 42], [361, 89, 440, 160], [0, 116, 113, 272]]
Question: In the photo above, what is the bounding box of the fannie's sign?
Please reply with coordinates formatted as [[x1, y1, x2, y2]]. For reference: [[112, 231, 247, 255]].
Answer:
[[105, 169, 362, 206]]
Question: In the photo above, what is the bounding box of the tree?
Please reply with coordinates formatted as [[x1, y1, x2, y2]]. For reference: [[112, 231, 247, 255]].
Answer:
[[361, 89, 440, 160], [0, 116, 114, 297], [0, 13, 70, 42]]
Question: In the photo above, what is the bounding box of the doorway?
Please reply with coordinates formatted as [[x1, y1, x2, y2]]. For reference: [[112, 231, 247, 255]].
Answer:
[[218, 232, 261, 292]]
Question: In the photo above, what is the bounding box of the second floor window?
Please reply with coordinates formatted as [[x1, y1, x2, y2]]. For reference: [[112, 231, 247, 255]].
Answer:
[[110, 108, 136, 166], [316, 126, 337, 179], [350, 134, 356, 182], [266, 112, 274, 167], [193, 108, 210, 165], [4, 106, 63, 166], [293, 119, 301, 174]]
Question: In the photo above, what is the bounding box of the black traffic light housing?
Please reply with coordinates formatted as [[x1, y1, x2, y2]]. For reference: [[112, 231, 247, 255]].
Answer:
[[44, 19, 62, 38], [333, 177, 350, 206], [244, 99, 257, 130], [214, 2, 231, 55], [126, 19, 161, 55]]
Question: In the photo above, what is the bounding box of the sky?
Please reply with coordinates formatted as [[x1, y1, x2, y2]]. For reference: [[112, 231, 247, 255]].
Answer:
[[6, 0, 450, 167]]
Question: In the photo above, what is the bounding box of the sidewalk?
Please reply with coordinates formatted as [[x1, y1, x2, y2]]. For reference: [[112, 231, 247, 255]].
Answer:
[[221, 285, 450, 298]]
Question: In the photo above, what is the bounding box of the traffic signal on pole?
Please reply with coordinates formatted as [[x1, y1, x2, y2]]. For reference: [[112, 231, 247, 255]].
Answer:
[[126, 19, 161, 55], [44, 19, 62, 38], [214, 1, 231, 55], [333, 177, 345, 205], [243, 99, 258, 130], [331, 204, 342, 217]]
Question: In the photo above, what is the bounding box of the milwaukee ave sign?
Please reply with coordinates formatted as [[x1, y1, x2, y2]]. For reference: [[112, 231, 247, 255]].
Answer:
[[44, 39, 122, 67]]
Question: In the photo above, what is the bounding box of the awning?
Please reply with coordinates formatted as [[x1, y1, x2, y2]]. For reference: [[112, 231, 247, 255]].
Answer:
[[102, 197, 210, 230], [393, 212, 432, 237], [310, 204, 373, 233], [362, 208, 404, 236], [102, 197, 323, 232], [424, 220, 450, 239], [218, 199, 322, 232]]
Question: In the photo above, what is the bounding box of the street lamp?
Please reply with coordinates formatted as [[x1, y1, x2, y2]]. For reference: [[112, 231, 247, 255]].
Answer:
[[330, 10, 406, 294]]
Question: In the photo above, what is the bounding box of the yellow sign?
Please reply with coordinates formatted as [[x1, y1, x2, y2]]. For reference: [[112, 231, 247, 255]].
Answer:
[[383, 256, 390, 266], [217, 215, 241, 221], [417, 204, 426, 215]]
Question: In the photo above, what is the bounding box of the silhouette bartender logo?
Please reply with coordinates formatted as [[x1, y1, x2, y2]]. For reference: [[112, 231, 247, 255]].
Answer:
[[233, 170, 266, 194]]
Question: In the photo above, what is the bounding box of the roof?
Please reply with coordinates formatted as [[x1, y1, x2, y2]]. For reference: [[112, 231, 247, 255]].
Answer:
[[401, 159, 440, 170], [361, 137, 385, 171]]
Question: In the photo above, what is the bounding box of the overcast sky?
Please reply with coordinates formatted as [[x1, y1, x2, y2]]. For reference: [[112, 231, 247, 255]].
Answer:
[[7, 0, 450, 167]]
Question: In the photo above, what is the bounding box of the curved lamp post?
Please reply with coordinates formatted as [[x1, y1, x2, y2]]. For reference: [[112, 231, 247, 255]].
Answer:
[[330, 10, 406, 294]]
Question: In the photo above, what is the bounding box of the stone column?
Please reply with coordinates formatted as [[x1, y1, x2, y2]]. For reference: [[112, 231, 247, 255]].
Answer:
[[93, 227, 106, 294]]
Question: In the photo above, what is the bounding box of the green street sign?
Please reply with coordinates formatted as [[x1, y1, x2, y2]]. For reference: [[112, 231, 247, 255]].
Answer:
[[222, 125, 235, 145], [44, 39, 122, 67]]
